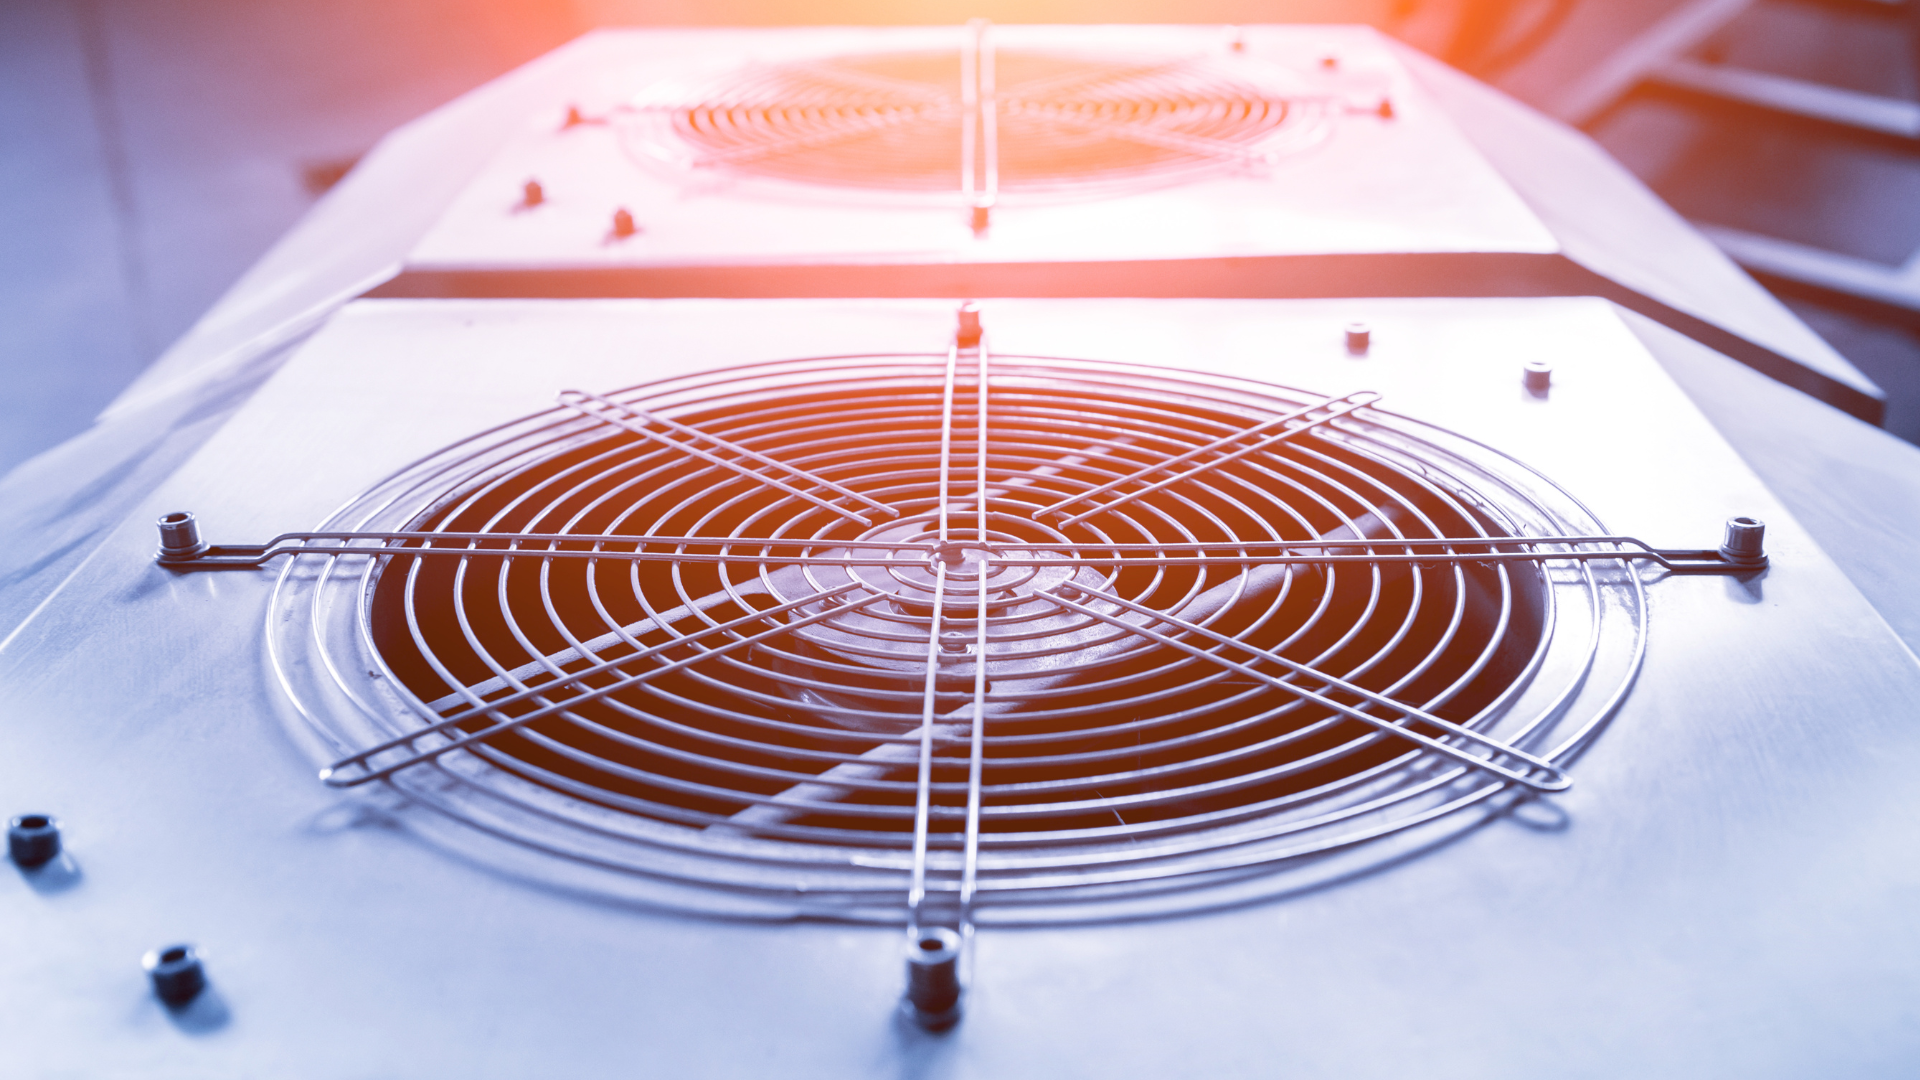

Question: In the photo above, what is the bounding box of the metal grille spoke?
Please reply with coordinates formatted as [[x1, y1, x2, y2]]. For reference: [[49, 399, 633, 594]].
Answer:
[[1041, 587, 1571, 792], [1036, 391, 1381, 526], [557, 388, 894, 525], [320, 584, 878, 787]]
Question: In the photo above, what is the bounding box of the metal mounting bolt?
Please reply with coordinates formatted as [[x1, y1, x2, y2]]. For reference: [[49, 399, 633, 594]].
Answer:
[[1523, 361, 1552, 393], [939, 632, 970, 655], [611, 208, 638, 239], [956, 303, 983, 348], [1320, 54, 1338, 69], [155, 511, 208, 563], [8, 814, 60, 868], [1718, 517, 1767, 568], [1345, 322, 1371, 355], [1377, 98, 1395, 119], [143, 944, 207, 1006], [969, 203, 991, 234], [903, 926, 963, 1030], [522, 179, 545, 208]]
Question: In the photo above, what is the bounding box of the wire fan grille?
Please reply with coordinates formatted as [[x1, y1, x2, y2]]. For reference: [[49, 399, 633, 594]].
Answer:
[[271, 354, 1644, 921], [627, 49, 1329, 195]]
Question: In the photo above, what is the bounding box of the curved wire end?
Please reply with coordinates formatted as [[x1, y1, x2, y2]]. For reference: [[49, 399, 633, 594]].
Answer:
[[1531, 770, 1573, 794], [317, 766, 360, 788]]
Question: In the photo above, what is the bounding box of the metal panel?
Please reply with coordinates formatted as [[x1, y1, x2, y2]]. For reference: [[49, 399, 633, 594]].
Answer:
[[1617, 305, 1920, 653], [5, 297, 1919, 1077], [398, 25, 1557, 276], [1393, 41, 1886, 421]]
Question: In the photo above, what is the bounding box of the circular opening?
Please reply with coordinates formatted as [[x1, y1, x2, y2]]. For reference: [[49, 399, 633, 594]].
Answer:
[[917, 936, 945, 952], [1733, 516, 1758, 526], [160, 512, 191, 524], [14, 815, 49, 830], [279, 353, 1643, 918], [160, 946, 189, 965]]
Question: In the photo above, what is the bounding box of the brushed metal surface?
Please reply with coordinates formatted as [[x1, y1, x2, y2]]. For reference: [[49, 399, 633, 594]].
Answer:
[[1617, 307, 1920, 656], [5, 297, 1919, 1078]]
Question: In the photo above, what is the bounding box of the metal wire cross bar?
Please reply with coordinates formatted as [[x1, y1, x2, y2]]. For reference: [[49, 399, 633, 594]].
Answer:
[[1040, 586, 1573, 793], [941, 534, 1765, 574], [908, 333, 969, 921], [155, 529, 940, 569], [154, 530, 1760, 575], [556, 388, 897, 526], [960, 338, 993, 923], [959, 17, 997, 218], [319, 582, 879, 788], [1034, 390, 1382, 527]]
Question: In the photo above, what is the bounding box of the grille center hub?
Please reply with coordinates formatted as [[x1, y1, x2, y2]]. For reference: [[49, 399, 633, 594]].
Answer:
[[847, 515, 1081, 614]]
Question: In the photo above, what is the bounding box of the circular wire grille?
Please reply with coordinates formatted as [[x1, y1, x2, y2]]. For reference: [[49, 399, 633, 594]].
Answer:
[[271, 354, 1644, 922], [622, 49, 1331, 196]]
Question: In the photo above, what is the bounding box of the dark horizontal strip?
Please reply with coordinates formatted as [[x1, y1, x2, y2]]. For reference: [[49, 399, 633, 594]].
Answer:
[[367, 251, 1882, 423]]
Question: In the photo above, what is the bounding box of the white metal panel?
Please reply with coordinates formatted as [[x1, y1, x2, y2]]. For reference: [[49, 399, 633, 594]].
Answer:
[[5, 297, 1918, 1077], [404, 26, 1558, 272]]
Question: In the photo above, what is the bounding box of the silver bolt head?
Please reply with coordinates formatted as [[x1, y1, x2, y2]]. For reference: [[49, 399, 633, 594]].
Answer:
[[155, 511, 208, 561], [1523, 361, 1553, 393], [1719, 516, 1767, 566], [1345, 323, 1371, 355]]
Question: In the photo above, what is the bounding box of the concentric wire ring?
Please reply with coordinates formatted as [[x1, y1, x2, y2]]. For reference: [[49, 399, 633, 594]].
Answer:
[[268, 354, 1645, 922]]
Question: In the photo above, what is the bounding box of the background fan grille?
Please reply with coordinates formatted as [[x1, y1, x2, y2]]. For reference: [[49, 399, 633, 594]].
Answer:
[[644, 50, 1321, 193]]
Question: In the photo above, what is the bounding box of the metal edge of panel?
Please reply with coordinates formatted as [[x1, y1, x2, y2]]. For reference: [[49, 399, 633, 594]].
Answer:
[[1388, 37, 1887, 426]]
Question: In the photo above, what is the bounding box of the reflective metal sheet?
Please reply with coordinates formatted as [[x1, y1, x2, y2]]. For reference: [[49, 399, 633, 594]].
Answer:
[[4, 297, 1918, 1077]]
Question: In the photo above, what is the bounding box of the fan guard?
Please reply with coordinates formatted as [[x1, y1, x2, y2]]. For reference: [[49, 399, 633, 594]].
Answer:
[[268, 353, 1644, 922], [622, 46, 1334, 199]]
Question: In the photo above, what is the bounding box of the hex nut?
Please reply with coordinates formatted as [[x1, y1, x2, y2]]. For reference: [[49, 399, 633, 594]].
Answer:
[[1523, 361, 1552, 393], [155, 511, 208, 562], [904, 926, 963, 1030], [8, 814, 60, 868], [1345, 323, 1371, 355], [1719, 517, 1767, 567], [956, 302, 983, 347], [143, 944, 207, 1006]]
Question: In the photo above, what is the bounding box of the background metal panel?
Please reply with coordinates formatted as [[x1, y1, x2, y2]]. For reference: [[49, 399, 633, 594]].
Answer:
[[400, 26, 1556, 273], [1392, 37, 1884, 423]]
